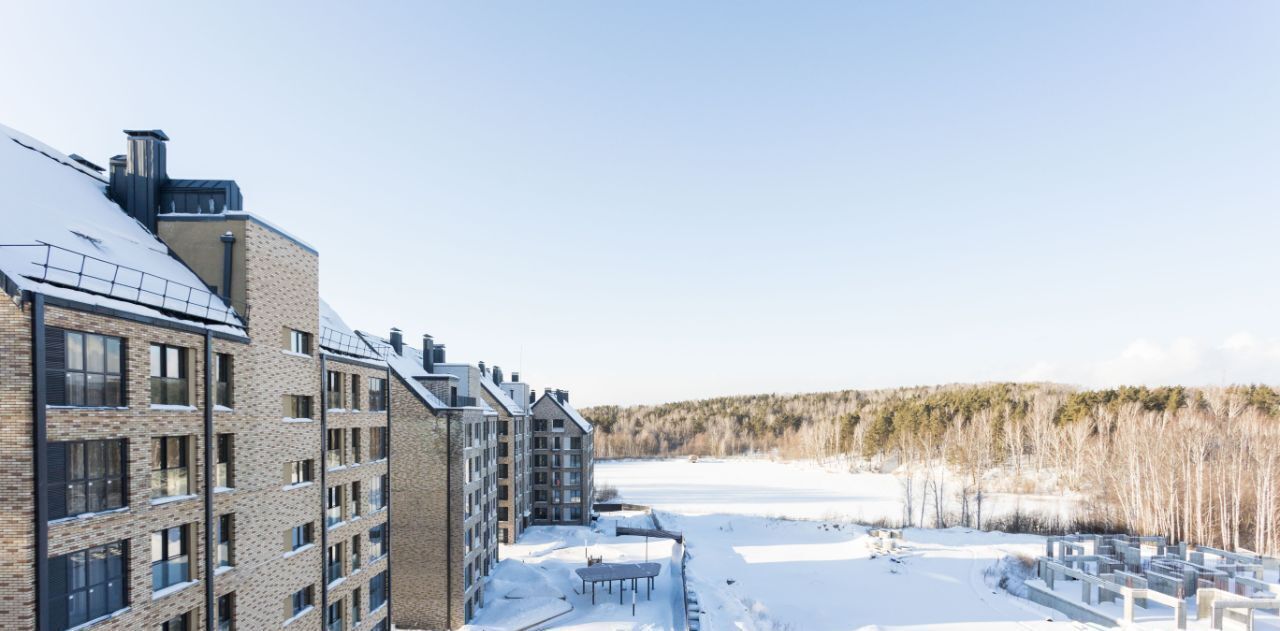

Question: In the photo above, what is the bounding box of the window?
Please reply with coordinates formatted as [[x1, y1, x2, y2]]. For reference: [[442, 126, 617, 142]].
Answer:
[[351, 428, 362, 464], [214, 353, 233, 407], [49, 541, 127, 630], [327, 599, 345, 631], [289, 459, 314, 486], [326, 542, 344, 583], [369, 475, 386, 511], [326, 372, 343, 409], [150, 436, 190, 499], [288, 329, 312, 355], [499, 420, 509, 436], [368, 377, 386, 412], [326, 486, 345, 527], [498, 485, 509, 501], [352, 588, 362, 624], [350, 374, 361, 410], [149, 344, 189, 405], [498, 442, 509, 458], [47, 328, 125, 407], [570, 437, 582, 450], [217, 593, 235, 631], [290, 585, 314, 617], [217, 514, 234, 568], [350, 481, 362, 518], [351, 536, 362, 572], [49, 439, 125, 519], [498, 506, 509, 521], [290, 523, 315, 551], [370, 427, 388, 460], [285, 395, 313, 420], [216, 433, 234, 489], [326, 428, 345, 470], [369, 571, 388, 610], [151, 524, 190, 591], [369, 523, 387, 560], [552, 418, 565, 430], [498, 463, 508, 480], [160, 612, 191, 631]]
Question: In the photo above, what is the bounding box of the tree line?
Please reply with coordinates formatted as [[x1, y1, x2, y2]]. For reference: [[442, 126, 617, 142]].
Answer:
[[583, 383, 1280, 553]]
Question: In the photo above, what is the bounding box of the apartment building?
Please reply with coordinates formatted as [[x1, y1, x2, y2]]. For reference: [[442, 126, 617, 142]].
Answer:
[[0, 126, 392, 631], [530, 390, 595, 526], [0, 122, 594, 631], [496, 373, 533, 545], [368, 332, 499, 628]]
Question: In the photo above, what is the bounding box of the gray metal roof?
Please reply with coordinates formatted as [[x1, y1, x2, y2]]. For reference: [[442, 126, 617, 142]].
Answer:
[[575, 562, 662, 582]]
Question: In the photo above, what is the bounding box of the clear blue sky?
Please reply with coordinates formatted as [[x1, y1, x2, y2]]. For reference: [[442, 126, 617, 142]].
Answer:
[[3, 2, 1278, 406]]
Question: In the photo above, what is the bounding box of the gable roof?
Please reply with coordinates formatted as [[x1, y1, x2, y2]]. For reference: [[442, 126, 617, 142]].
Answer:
[[0, 123, 244, 333], [357, 332, 449, 411], [537, 393, 593, 433], [478, 374, 524, 416]]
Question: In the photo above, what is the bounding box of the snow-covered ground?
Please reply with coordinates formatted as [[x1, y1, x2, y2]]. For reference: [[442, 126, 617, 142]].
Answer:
[[471, 458, 1096, 630], [598, 458, 1080, 631], [468, 514, 683, 631], [599, 457, 1078, 524]]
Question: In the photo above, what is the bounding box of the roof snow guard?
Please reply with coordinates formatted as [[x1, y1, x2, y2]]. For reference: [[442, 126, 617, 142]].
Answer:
[[319, 299, 383, 361], [0, 123, 245, 332]]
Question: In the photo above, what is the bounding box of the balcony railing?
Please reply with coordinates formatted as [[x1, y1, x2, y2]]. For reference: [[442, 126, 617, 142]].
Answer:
[[0, 242, 245, 325]]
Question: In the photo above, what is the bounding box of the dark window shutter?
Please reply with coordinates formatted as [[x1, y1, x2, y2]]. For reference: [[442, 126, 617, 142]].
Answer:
[[46, 328, 67, 405], [47, 443, 68, 519]]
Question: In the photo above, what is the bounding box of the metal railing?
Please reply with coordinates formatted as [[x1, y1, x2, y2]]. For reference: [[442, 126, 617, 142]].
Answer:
[[319, 326, 382, 360], [0, 242, 244, 326]]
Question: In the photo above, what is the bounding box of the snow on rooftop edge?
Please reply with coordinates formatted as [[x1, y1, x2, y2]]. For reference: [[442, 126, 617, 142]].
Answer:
[[0, 122, 244, 330]]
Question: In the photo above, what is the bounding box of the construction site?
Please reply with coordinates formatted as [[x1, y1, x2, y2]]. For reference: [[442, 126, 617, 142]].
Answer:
[[1031, 533, 1280, 630]]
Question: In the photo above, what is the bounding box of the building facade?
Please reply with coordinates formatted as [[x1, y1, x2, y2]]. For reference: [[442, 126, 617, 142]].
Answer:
[[496, 373, 533, 545], [530, 391, 595, 526], [0, 123, 592, 631]]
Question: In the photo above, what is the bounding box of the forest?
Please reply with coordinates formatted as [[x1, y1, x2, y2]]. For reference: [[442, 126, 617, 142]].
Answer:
[[583, 383, 1280, 553]]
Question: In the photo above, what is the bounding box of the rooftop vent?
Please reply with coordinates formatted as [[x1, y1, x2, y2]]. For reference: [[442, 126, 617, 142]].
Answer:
[[432, 344, 446, 364], [511, 372, 520, 383], [492, 366, 504, 385], [389, 328, 403, 356], [422, 334, 435, 373], [68, 154, 105, 173]]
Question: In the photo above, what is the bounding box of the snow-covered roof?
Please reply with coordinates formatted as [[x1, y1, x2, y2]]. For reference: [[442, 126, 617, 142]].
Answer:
[[319, 299, 383, 361], [479, 373, 524, 416], [540, 394, 593, 433], [0, 123, 244, 332], [357, 332, 449, 410]]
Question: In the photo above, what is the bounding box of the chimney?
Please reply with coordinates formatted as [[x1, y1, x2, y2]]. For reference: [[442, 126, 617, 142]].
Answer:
[[389, 328, 403, 356], [219, 231, 236, 301], [116, 130, 170, 232], [511, 372, 520, 383], [422, 334, 434, 372], [492, 366, 504, 385], [108, 155, 126, 209], [478, 361, 486, 375], [432, 344, 446, 364], [530, 390, 536, 404]]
